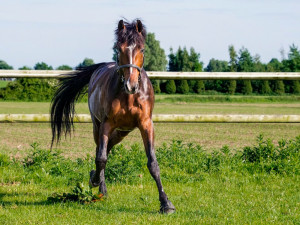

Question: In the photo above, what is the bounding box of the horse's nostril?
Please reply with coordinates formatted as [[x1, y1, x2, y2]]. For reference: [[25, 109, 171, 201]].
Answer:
[[132, 86, 136, 92]]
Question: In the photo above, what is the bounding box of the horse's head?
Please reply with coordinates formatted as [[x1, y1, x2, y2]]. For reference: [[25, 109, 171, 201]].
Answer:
[[115, 19, 146, 94]]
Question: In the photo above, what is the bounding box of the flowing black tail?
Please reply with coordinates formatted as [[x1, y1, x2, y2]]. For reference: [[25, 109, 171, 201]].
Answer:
[[51, 63, 106, 147]]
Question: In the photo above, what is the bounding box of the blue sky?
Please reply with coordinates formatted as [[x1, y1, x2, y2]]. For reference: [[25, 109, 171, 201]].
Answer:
[[0, 0, 299, 69]]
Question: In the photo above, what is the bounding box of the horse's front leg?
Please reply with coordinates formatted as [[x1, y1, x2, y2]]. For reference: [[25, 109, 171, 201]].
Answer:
[[90, 121, 112, 195], [139, 118, 175, 214]]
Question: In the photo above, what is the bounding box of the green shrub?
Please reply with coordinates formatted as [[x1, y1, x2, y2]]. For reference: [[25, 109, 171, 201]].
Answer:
[[151, 80, 161, 93], [241, 134, 300, 174], [176, 80, 189, 94], [291, 80, 300, 94], [241, 80, 252, 94], [274, 80, 285, 94], [261, 81, 272, 94], [194, 80, 205, 93], [0, 78, 56, 101], [164, 80, 176, 94], [227, 80, 236, 94]]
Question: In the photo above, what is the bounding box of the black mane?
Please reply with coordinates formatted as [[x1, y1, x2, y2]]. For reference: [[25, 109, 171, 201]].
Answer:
[[114, 19, 147, 49]]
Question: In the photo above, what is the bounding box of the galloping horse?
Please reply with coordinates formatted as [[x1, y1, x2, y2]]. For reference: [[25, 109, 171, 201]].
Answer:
[[51, 19, 175, 214]]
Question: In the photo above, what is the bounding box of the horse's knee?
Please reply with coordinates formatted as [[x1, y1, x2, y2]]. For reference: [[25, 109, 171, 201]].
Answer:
[[96, 154, 107, 164]]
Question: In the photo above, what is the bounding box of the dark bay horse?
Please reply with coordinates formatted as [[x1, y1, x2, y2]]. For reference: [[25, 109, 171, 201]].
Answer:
[[51, 19, 175, 214]]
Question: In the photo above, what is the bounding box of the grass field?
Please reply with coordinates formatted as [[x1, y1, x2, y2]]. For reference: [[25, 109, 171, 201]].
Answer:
[[0, 137, 299, 224], [0, 98, 299, 224], [0, 101, 300, 115]]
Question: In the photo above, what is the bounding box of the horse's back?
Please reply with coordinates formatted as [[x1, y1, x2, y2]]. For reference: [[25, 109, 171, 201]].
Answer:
[[88, 62, 116, 123]]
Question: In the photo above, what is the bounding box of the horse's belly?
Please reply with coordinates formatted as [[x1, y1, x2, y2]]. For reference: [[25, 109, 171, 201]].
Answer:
[[88, 85, 103, 122], [115, 126, 135, 132]]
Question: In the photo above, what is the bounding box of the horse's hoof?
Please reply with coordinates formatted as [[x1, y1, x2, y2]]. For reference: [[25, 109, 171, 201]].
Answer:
[[89, 170, 100, 188], [160, 200, 176, 214]]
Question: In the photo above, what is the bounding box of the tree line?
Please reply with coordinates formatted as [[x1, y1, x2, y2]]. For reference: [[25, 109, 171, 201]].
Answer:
[[0, 33, 299, 101]]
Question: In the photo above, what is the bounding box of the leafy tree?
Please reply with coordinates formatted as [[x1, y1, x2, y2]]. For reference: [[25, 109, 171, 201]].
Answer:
[[2, 62, 55, 100], [34, 62, 53, 70], [187, 48, 204, 93], [19, 66, 31, 70], [285, 44, 300, 72], [267, 58, 285, 94], [0, 60, 13, 69], [229, 45, 238, 72], [205, 58, 228, 92], [189, 48, 203, 72], [252, 54, 268, 93], [205, 58, 228, 72], [228, 45, 238, 94], [237, 47, 253, 94], [168, 47, 203, 93], [237, 47, 254, 72], [282, 45, 300, 94], [57, 65, 73, 70], [253, 54, 266, 72], [267, 58, 282, 71], [143, 33, 167, 93], [77, 58, 94, 69], [144, 33, 168, 71]]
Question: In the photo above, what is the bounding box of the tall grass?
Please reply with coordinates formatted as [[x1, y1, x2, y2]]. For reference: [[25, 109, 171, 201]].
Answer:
[[1, 135, 299, 187]]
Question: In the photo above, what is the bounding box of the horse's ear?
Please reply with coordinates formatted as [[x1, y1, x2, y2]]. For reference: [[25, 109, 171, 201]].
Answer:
[[118, 20, 125, 31], [136, 20, 143, 33]]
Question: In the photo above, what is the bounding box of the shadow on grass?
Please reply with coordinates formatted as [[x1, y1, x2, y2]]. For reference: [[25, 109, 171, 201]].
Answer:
[[0, 191, 161, 215]]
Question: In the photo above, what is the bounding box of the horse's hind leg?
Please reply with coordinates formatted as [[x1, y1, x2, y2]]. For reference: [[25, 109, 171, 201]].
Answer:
[[139, 119, 175, 214], [89, 121, 112, 195]]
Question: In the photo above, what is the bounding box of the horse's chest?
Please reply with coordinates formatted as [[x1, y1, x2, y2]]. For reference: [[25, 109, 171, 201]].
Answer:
[[112, 100, 140, 117], [110, 99, 141, 123]]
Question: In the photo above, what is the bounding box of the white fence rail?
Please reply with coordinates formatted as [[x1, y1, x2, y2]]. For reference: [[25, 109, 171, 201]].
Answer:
[[0, 114, 300, 123], [1, 70, 299, 123], [0, 70, 300, 80]]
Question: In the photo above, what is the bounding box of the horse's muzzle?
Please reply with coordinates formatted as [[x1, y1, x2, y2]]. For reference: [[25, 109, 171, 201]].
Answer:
[[125, 80, 139, 94]]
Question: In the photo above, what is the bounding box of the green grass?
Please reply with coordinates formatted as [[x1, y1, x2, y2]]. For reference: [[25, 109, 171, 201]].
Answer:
[[155, 94, 300, 103], [0, 101, 299, 115], [0, 136, 299, 224], [1, 93, 300, 103]]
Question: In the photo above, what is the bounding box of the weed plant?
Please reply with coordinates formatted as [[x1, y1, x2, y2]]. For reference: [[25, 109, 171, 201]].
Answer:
[[1, 135, 299, 188]]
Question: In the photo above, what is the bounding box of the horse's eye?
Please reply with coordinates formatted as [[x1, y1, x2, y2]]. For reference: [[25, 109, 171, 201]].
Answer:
[[141, 49, 145, 53]]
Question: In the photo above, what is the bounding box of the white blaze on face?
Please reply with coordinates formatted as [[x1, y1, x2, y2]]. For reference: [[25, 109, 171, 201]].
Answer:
[[126, 44, 136, 74]]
